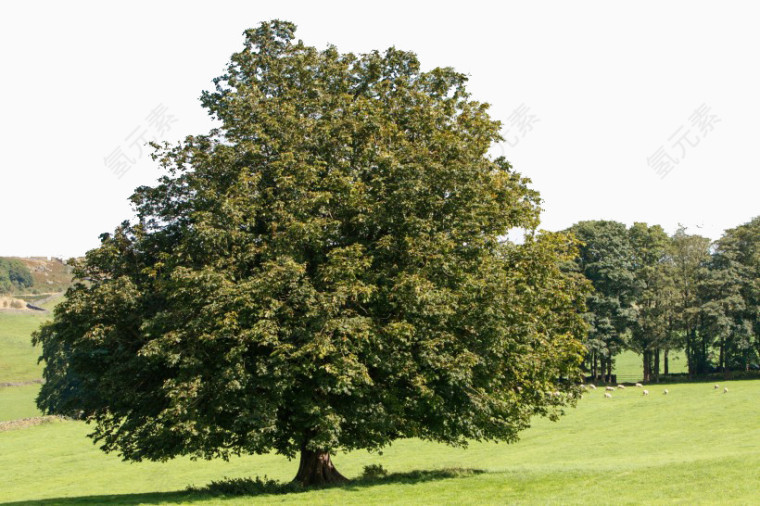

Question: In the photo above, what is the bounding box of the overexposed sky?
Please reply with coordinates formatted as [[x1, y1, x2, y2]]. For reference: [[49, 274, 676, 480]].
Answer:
[[1, 1, 758, 257]]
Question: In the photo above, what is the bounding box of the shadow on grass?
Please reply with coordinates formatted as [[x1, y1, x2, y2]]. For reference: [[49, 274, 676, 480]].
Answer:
[[2, 467, 486, 505]]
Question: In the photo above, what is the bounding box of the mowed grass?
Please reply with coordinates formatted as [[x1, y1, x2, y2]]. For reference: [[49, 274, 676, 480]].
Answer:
[[0, 311, 50, 384], [2, 379, 760, 504], [0, 294, 61, 384], [613, 349, 689, 382], [0, 384, 41, 421]]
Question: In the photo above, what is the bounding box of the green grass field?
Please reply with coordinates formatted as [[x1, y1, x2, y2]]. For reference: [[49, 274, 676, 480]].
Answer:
[[0, 383, 42, 421], [2, 305, 760, 504], [0, 311, 50, 384], [613, 349, 689, 382], [2, 379, 759, 504]]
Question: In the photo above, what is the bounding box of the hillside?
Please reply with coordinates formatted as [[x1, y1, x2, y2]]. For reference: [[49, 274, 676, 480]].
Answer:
[[10, 257, 74, 294], [0, 257, 73, 315]]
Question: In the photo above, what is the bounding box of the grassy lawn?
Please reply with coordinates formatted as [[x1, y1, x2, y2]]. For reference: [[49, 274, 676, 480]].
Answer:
[[0, 294, 62, 384], [2, 379, 759, 504], [613, 349, 689, 383], [0, 311, 50, 384], [0, 384, 41, 421]]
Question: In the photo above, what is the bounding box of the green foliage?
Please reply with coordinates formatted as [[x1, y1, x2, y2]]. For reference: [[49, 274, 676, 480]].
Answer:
[[34, 20, 588, 472], [360, 463, 388, 480], [627, 223, 674, 381], [189, 475, 299, 496], [700, 217, 760, 372], [669, 227, 712, 374], [0, 258, 34, 293], [569, 217, 760, 381], [565, 221, 637, 380]]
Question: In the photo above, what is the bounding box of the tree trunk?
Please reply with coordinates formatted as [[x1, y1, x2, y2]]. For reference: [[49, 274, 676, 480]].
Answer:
[[293, 447, 348, 487], [643, 351, 651, 383], [607, 358, 613, 383], [719, 337, 725, 374], [686, 337, 693, 378], [654, 348, 660, 383], [664, 349, 669, 375]]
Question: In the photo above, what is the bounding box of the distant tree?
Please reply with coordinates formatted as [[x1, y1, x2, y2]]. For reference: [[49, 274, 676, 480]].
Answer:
[[700, 217, 760, 374], [34, 21, 588, 486], [566, 221, 636, 382], [669, 227, 712, 376], [627, 223, 673, 382], [0, 258, 34, 293]]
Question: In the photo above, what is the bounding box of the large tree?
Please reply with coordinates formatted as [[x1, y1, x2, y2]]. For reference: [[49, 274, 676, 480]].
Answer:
[[34, 21, 588, 486]]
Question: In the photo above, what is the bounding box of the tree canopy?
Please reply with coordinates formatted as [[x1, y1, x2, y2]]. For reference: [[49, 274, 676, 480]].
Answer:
[[34, 20, 588, 486]]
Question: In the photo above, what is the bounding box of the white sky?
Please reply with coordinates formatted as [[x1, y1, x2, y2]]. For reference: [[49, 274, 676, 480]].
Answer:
[[1, 1, 758, 257]]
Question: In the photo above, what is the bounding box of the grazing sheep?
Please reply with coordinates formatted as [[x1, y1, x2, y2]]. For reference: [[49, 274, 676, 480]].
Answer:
[[714, 384, 720, 389], [552, 391, 561, 397], [617, 384, 626, 389], [588, 384, 597, 390], [723, 387, 728, 393], [635, 383, 643, 388], [604, 392, 612, 398], [642, 389, 649, 396], [605, 386, 615, 391], [663, 389, 669, 395]]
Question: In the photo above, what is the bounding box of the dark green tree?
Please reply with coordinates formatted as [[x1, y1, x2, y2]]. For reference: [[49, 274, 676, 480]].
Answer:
[[566, 221, 636, 382], [669, 227, 711, 376], [34, 21, 588, 486], [700, 217, 760, 374], [627, 223, 672, 382]]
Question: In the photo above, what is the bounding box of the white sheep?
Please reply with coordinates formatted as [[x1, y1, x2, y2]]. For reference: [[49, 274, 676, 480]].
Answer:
[[635, 383, 643, 388], [587, 384, 597, 390], [605, 386, 615, 391], [617, 384, 626, 389], [663, 389, 669, 395], [714, 384, 720, 389], [723, 387, 728, 393], [642, 389, 649, 396], [604, 392, 612, 398]]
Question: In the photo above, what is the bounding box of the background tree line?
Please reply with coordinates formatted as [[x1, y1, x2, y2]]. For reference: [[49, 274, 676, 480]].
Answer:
[[566, 217, 760, 382]]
